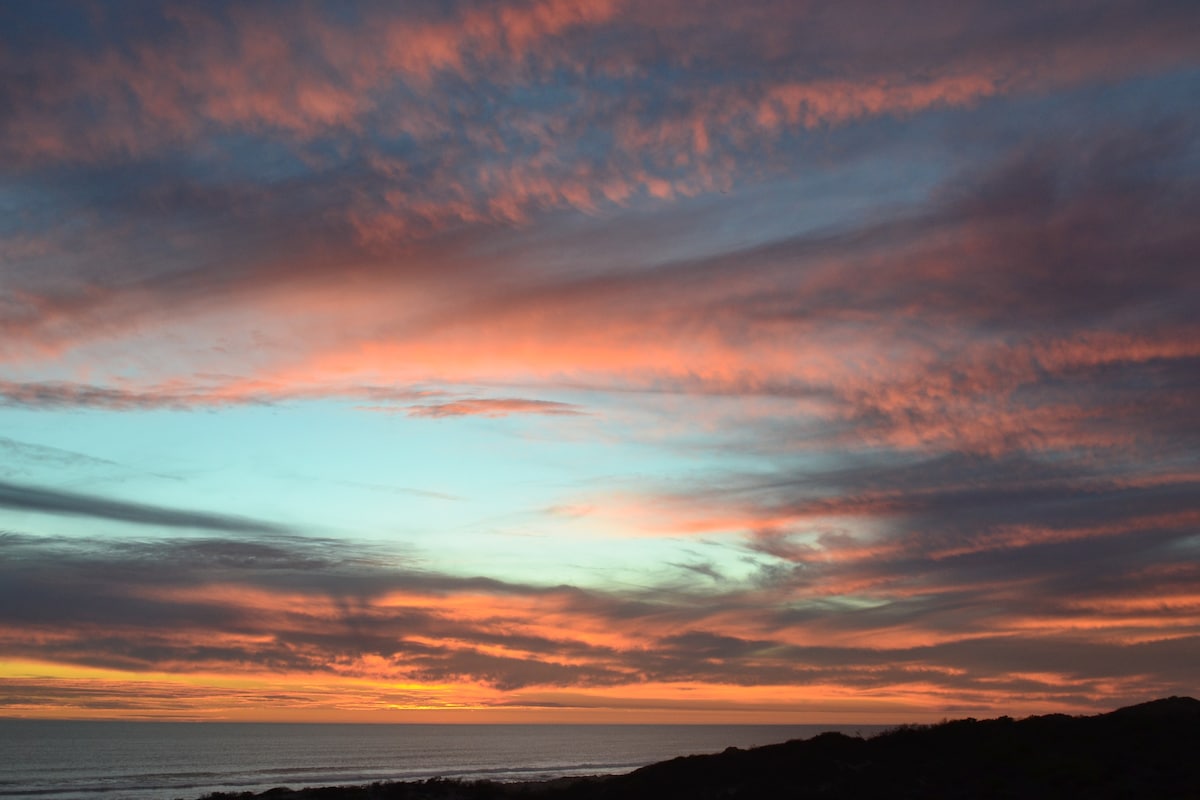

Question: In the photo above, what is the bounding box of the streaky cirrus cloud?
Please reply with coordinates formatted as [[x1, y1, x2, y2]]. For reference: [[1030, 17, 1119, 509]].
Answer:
[[0, 378, 580, 421], [401, 398, 584, 418], [0, 480, 291, 536]]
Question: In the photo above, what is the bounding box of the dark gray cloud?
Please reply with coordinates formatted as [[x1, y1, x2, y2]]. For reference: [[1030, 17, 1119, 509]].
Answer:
[[1, 532, 1196, 703], [0, 480, 291, 535]]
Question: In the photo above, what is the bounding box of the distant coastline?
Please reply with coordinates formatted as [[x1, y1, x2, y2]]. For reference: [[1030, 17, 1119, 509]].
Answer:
[[189, 697, 1200, 800]]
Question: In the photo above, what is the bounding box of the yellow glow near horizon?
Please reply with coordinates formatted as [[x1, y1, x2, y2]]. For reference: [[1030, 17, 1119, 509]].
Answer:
[[0, 659, 1104, 724]]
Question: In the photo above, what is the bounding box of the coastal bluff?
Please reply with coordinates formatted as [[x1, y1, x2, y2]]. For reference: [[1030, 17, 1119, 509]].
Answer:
[[192, 697, 1200, 800]]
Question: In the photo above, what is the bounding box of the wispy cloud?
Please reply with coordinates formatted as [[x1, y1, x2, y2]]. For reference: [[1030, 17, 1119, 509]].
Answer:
[[0, 437, 125, 472], [402, 398, 584, 418], [0, 480, 291, 536], [0, 379, 443, 410]]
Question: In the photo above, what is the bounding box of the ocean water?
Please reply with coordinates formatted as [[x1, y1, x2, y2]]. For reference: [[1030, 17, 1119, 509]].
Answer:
[[0, 721, 886, 800]]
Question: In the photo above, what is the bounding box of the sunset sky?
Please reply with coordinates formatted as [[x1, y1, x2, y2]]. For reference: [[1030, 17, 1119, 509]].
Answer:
[[1, 0, 1198, 723]]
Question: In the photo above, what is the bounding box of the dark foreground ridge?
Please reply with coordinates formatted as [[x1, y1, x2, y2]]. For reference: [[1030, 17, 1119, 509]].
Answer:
[[191, 697, 1200, 800]]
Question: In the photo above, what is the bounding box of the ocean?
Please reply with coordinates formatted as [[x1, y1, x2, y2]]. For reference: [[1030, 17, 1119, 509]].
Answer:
[[0, 720, 886, 800]]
